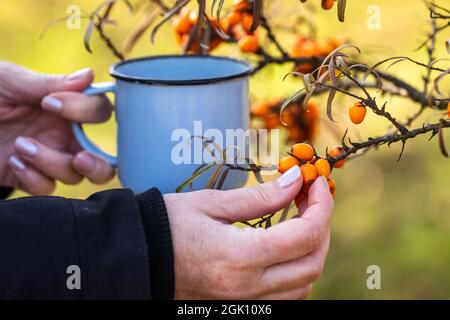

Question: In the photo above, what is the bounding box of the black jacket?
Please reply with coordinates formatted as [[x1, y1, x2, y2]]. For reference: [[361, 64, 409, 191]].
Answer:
[[0, 187, 174, 300]]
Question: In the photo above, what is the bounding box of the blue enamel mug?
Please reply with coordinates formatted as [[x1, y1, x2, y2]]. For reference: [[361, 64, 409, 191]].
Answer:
[[72, 55, 253, 194]]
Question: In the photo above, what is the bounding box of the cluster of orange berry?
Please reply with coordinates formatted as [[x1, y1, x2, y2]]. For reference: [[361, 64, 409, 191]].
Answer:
[[291, 36, 344, 74], [172, 7, 223, 53], [300, 0, 336, 10], [226, 0, 260, 53], [251, 99, 319, 143], [278, 143, 346, 206], [172, 1, 260, 54]]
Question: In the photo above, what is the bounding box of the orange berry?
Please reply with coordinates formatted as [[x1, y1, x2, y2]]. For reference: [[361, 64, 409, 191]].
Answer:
[[300, 163, 318, 185], [209, 37, 223, 51], [265, 114, 281, 130], [291, 143, 315, 161], [314, 159, 331, 178], [349, 101, 367, 124], [327, 178, 337, 197], [232, 0, 251, 12], [188, 10, 198, 24], [294, 39, 316, 57], [173, 15, 193, 34], [211, 19, 229, 33], [251, 101, 270, 118], [328, 145, 346, 168], [305, 101, 319, 121], [278, 156, 300, 174], [295, 63, 314, 74], [241, 14, 254, 33], [321, 0, 335, 10], [327, 36, 345, 49], [447, 102, 450, 118], [288, 127, 305, 142], [316, 40, 335, 56], [174, 30, 183, 45], [237, 34, 259, 53], [226, 10, 243, 27], [294, 185, 310, 207]]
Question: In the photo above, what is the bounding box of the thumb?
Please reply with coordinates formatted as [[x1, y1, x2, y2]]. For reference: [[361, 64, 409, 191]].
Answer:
[[207, 165, 303, 222], [8, 64, 93, 105]]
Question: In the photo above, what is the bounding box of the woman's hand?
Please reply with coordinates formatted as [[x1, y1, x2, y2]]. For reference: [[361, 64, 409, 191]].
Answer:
[[0, 62, 115, 195], [165, 166, 334, 299]]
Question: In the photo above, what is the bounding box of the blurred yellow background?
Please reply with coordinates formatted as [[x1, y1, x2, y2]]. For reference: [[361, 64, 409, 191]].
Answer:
[[1, 0, 449, 299]]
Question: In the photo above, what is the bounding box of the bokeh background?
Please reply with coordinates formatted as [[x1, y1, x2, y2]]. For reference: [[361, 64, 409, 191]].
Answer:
[[1, 0, 449, 299]]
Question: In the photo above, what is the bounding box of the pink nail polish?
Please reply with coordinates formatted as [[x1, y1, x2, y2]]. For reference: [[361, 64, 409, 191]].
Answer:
[[15, 137, 38, 157], [67, 68, 91, 81], [74, 152, 96, 173], [42, 96, 62, 112], [9, 155, 26, 171], [276, 165, 301, 189]]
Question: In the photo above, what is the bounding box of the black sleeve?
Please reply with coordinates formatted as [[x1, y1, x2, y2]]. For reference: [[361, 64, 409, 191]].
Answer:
[[0, 187, 13, 199], [0, 188, 174, 300]]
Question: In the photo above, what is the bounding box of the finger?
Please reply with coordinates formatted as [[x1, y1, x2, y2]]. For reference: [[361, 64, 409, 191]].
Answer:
[[41, 91, 113, 123], [258, 284, 313, 300], [14, 136, 83, 185], [4, 62, 94, 105], [297, 198, 308, 216], [237, 177, 334, 266], [72, 151, 115, 184], [260, 232, 330, 293], [8, 155, 55, 195], [203, 165, 303, 222], [303, 176, 334, 222]]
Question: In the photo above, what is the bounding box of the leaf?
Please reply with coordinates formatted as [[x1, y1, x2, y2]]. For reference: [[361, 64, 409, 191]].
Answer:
[[439, 128, 449, 158], [123, 7, 160, 54], [206, 164, 225, 189], [278, 205, 291, 223], [317, 44, 361, 79], [280, 89, 306, 125], [215, 167, 230, 190], [183, 0, 206, 53], [250, 0, 263, 33], [327, 89, 337, 122], [84, 20, 96, 53], [176, 164, 215, 193], [337, 0, 346, 22], [151, 0, 191, 43], [265, 216, 272, 229], [433, 67, 450, 96], [188, 163, 208, 191], [250, 168, 265, 184]]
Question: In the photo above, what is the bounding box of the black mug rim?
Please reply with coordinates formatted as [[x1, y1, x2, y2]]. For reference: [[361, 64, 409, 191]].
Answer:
[[109, 55, 253, 86]]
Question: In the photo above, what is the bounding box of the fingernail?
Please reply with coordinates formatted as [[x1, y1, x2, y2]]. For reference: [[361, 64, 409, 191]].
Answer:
[[15, 137, 38, 157], [67, 68, 91, 81], [74, 152, 96, 173], [42, 96, 62, 112], [276, 165, 301, 189], [9, 155, 26, 171]]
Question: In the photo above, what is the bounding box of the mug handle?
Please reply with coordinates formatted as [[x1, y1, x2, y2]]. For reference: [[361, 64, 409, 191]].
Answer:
[[71, 82, 118, 167]]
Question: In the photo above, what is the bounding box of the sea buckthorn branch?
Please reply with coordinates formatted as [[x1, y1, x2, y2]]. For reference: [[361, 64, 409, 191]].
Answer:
[[417, 2, 450, 50], [331, 66, 410, 134], [258, 15, 289, 58], [251, 55, 450, 111], [328, 119, 450, 166], [84, 0, 132, 60]]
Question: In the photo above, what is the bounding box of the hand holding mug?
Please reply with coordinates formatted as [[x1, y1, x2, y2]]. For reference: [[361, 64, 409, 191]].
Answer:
[[0, 61, 115, 195]]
